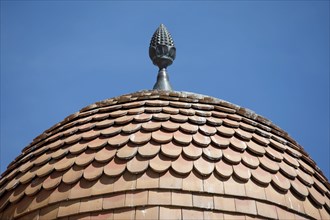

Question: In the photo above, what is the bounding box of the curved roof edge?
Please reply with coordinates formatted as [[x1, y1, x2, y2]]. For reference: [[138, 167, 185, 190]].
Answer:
[[3, 90, 325, 181]]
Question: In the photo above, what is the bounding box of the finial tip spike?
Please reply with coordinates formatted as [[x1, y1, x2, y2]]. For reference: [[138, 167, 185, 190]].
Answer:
[[149, 24, 176, 70]]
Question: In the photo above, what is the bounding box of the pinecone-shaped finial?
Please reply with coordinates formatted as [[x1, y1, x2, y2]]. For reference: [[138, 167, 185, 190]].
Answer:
[[149, 24, 176, 69]]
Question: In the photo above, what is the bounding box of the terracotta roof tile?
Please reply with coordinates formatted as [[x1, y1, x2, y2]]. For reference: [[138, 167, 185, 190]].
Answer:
[[296, 168, 314, 187], [130, 130, 152, 145], [134, 113, 152, 123], [264, 184, 286, 206], [60, 165, 83, 185], [193, 132, 211, 147], [256, 201, 278, 219], [149, 153, 172, 173], [251, 166, 272, 185], [291, 177, 309, 198], [259, 155, 280, 173], [103, 193, 125, 210], [161, 120, 180, 132], [100, 126, 122, 137], [136, 206, 159, 220], [145, 107, 162, 113], [153, 113, 171, 121], [39, 203, 60, 220], [194, 156, 214, 176], [229, 136, 247, 152], [195, 110, 212, 117], [214, 196, 235, 212], [233, 162, 251, 182], [138, 141, 160, 158], [224, 176, 246, 197], [271, 171, 291, 192], [152, 129, 173, 143], [127, 107, 144, 115], [247, 141, 266, 156], [215, 159, 233, 178], [127, 154, 149, 174], [172, 154, 193, 175], [54, 155, 76, 172], [180, 123, 198, 134], [241, 150, 260, 168], [245, 179, 266, 200], [235, 198, 257, 215], [210, 134, 230, 147], [9, 183, 26, 203], [149, 190, 171, 205], [320, 206, 330, 219], [104, 157, 126, 176], [182, 143, 202, 159], [299, 158, 316, 175], [125, 190, 148, 207], [159, 206, 182, 220], [83, 161, 104, 181], [159, 169, 182, 189], [42, 170, 63, 190], [94, 146, 116, 162], [203, 172, 224, 194], [269, 138, 287, 151], [69, 178, 95, 199], [284, 190, 305, 214], [19, 166, 38, 184], [113, 208, 135, 220], [57, 200, 80, 217], [303, 198, 322, 219], [193, 193, 214, 209], [116, 142, 138, 159], [173, 131, 192, 145], [203, 210, 224, 220], [51, 147, 69, 160], [74, 149, 95, 166], [217, 126, 235, 137], [172, 191, 192, 207], [309, 186, 326, 206], [265, 146, 283, 162], [122, 101, 145, 109], [69, 142, 88, 155], [36, 162, 54, 177], [25, 176, 45, 196], [142, 121, 162, 132], [189, 115, 207, 125], [202, 143, 222, 160], [223, 213, 245, 220], [1, 90, 329, 219], [161, 142, 182, 158], [48, 182, 71, 204], [114, 171, 137, 194], [275, 206, 295, 220], [222, 118, 240, 128], [279, 160, 297, 179], [206, 117, 223, 126], [222, 147, 241, 164], [182, 170, 203, 192], [182, 209, 204, 220], [162, 106, 180, 114]]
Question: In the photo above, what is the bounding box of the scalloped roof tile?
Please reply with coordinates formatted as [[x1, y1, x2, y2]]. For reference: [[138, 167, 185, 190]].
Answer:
[[0, 90, 329, 219]]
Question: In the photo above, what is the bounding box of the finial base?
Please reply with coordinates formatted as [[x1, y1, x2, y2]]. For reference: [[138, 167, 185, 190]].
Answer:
[[153, 68, 173, 91]]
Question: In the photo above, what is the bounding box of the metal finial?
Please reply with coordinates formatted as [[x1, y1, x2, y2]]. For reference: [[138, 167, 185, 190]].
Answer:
[[149, 24, 176, 91]]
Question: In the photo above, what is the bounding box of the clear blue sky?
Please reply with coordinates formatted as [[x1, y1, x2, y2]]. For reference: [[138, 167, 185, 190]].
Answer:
[[1, 1, 329, 179]]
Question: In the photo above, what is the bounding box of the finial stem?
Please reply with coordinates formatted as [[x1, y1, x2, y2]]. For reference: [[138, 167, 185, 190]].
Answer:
[[153, 68, 173, 91]]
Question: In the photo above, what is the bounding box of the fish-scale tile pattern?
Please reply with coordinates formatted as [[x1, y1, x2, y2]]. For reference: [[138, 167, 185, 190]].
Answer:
[[0, 90, 329, 220]]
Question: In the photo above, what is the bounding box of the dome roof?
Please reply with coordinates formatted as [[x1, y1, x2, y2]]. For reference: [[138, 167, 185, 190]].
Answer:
[[0, 90, 329, 220]]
